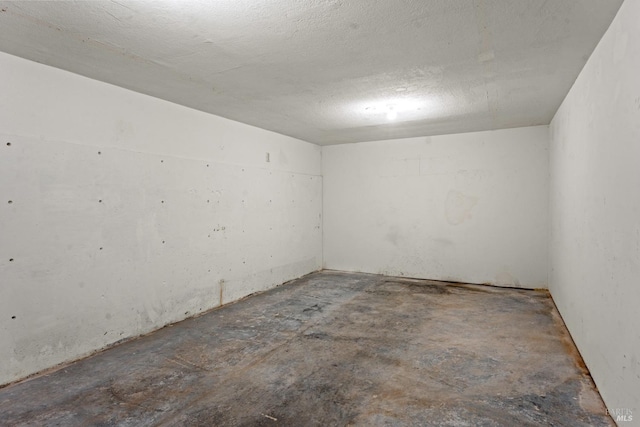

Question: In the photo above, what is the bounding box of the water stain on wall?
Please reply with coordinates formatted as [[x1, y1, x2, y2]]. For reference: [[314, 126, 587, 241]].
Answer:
[[495, 270, 521, 287], [385, 226, 402, 247], [445, 190, 478, 225]]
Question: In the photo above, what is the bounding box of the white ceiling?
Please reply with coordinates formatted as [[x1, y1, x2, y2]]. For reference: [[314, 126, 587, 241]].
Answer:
[[0, 0, 623, 145]]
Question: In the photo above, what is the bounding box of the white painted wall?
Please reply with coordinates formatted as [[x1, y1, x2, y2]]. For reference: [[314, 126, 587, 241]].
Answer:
[[323, 126, 549, 288], [549, 0, 640, 418], [0, 52, 322, 386]]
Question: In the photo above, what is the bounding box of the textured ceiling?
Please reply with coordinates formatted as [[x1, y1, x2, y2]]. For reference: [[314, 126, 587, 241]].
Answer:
[[0, 0, 623, 145]]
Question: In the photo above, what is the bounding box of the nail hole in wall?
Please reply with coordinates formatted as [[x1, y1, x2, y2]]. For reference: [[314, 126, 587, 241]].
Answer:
[[99, 200, 102, 203], [8, 200, 12, 204], [6, 142, 11, 146], [9, 258, 14, 262], [98, 151, 101, 155], [11, 316, 16, 319]]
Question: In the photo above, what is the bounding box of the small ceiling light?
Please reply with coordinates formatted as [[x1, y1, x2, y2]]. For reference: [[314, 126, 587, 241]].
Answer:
[[386, 107, 397, 120], [356, 97, 434, 124]]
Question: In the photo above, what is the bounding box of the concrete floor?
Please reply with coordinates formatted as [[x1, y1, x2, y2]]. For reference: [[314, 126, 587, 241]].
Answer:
[[0, 271, 612, 426]]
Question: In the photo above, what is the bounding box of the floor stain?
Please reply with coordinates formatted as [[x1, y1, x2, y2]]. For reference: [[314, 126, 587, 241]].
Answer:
[[0, 271, 614, 426]]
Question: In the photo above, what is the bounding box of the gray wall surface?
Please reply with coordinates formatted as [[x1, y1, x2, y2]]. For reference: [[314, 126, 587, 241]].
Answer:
[[549, 0, 640, 419], [323, 126, 549, 288], [0, 52, 322, 386]]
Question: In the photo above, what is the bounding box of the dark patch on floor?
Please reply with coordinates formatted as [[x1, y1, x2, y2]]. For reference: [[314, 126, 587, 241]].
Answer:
[[0, 271, 613, 426]]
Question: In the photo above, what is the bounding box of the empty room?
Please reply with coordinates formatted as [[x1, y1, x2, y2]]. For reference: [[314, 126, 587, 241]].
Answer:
[[0, 0, 638, 425]]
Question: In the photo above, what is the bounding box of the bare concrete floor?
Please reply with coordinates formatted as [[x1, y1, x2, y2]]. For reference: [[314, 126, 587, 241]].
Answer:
[[0, 271, 612, 426]]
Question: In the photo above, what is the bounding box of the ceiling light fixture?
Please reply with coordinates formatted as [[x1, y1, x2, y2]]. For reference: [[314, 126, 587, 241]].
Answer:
[[355, 97, 434, 124], [386, 106, 397, 120]]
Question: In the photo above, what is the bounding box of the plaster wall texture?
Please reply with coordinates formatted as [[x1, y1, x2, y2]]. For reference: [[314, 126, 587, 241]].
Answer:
[[549, 0, 640, 418], [322, 126, 549, 288], [0, 52, 322, 386]]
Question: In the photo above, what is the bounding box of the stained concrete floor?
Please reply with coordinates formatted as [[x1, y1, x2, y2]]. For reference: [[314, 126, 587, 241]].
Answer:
[[0, 271, 612, 426]]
